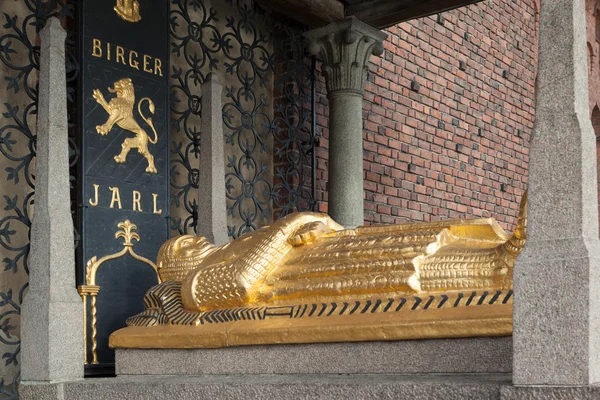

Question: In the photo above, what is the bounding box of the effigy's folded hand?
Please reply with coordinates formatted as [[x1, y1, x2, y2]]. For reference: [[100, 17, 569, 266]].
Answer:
[[288, 221, 336, 247]]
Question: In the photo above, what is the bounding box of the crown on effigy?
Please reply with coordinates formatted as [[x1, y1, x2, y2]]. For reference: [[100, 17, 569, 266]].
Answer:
[[114, 0, 141, 23]]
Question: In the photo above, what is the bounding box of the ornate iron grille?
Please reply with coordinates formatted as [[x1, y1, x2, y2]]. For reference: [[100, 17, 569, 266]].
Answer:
[[271, 20, 318, 219], [168, 0, 317, 239]]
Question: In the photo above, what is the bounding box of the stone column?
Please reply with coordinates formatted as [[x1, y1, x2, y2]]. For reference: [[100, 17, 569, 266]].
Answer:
[[21, 17, 83, 381], [198, 73, 228, 245], [513, 0, 600, 386], [304, 17, 387, 228]]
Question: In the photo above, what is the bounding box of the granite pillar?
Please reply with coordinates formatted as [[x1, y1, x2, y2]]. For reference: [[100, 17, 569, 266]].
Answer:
[[198, 73, 228, 245], [304, 17, 387, 228], [513, 0, 600, 386], [21, 17, 84, 382]]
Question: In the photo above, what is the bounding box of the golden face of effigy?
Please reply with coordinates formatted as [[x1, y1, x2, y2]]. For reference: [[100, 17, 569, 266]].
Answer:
[[110, 193, 526, 349]]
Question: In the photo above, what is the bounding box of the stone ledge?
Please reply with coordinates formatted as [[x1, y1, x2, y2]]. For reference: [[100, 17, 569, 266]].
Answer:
[[501, 385, 600, 400], [20, 373, 511, 400], [20, 374, 600, 400], [116, 337, 512, 375]]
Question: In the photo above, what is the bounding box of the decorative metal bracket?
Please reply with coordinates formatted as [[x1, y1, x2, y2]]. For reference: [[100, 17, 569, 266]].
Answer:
[[77, 220, 159, 364]]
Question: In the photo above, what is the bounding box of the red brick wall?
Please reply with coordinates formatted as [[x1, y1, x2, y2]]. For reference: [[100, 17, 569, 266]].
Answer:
[[586, 0, 600, 113], [314, 0, 538, 232], [586, 0, 600, 229]]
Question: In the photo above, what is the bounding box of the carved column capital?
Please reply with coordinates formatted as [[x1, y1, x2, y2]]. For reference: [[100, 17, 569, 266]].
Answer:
[[302, 17, 386, 228], [304, 17, 387, 94]]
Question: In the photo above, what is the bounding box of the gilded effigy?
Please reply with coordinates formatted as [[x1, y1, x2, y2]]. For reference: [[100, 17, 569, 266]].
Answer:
[[110, 193, 526, 349]]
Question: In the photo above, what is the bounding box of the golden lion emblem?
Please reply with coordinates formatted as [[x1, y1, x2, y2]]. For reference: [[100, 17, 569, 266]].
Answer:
[[92, 78, 158, 174]]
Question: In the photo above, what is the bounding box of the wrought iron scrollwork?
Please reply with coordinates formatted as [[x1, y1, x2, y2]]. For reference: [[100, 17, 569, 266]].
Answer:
[[169, 0, 224, 235], [168, 0, 316, 239], [219, 0, 274, 238], [271, 20, 317, 218]]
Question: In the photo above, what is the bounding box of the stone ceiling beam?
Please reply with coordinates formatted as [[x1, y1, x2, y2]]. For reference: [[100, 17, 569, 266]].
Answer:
[[258, 0, 483, 28], [345, 0, 484, 29], [256, 0, 344, 27]]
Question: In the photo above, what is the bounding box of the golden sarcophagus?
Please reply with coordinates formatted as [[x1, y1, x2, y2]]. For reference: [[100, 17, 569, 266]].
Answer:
[[110, 193, 526, 349]]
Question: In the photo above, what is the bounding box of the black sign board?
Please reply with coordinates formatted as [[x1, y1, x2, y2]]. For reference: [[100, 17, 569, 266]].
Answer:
[[78, 0, 169, 374]]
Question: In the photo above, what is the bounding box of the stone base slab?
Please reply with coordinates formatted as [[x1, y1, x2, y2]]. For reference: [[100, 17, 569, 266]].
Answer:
[[501, 385, 600, 399], [20, 374, 600, 400], [20, 373, 509, 400], [116, 337, 512, 375]]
